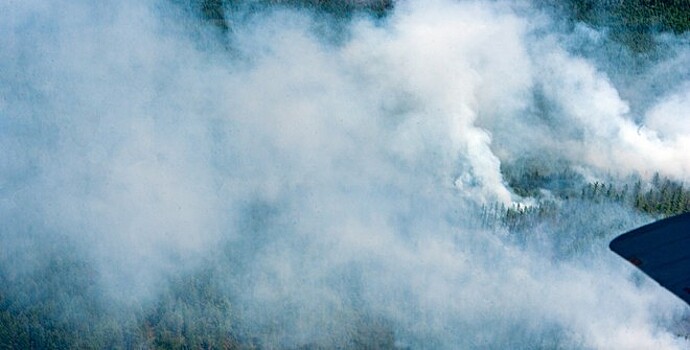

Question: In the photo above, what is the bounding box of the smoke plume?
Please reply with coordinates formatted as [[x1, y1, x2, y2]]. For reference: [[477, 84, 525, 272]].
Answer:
[[1, 0, 689, 348]]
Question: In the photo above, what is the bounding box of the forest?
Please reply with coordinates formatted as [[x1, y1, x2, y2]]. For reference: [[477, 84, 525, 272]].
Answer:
[[1, 0, 689, 349]]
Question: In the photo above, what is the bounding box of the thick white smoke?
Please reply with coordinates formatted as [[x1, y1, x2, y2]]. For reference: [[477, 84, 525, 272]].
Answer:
[[1, 0, 689, 348]]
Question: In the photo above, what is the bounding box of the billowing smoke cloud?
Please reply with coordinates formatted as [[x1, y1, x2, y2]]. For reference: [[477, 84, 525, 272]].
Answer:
[[1, 0, 689, 348]]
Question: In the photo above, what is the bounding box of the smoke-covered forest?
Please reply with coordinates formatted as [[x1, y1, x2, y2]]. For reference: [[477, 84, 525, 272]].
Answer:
[[1, 0, 690, 349]]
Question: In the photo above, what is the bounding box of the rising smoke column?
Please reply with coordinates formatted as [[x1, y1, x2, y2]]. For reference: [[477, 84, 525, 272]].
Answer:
[[1, 0, 689, 348]]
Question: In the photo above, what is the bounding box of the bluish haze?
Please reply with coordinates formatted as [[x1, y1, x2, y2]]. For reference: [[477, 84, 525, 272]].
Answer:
[[1, 0, 689, 348]]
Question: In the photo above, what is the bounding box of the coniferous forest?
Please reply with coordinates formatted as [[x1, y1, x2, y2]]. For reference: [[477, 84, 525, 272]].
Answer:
[[1, 0, 690, 349]]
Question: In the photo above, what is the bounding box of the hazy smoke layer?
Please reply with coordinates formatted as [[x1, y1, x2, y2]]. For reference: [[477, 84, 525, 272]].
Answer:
[[1, 0, 689, 348]]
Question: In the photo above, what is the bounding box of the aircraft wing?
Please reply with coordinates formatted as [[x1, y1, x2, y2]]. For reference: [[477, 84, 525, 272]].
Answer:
[[610, 212, 690, 305]]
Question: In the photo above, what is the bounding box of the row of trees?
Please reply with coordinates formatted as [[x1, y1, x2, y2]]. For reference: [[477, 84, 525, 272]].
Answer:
[[481, 172, 690, 232], [581, 174, 690, 217]]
